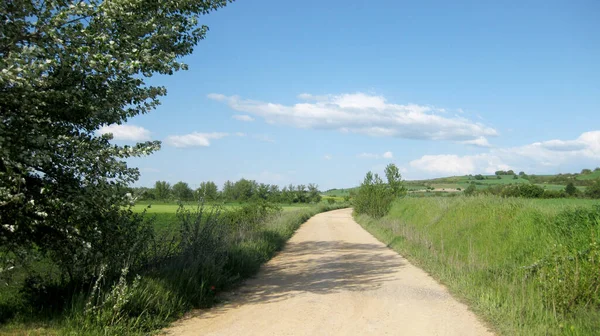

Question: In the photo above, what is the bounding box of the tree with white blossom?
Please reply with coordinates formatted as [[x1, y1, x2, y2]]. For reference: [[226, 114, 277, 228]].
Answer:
[[0, 0, 231, 280]]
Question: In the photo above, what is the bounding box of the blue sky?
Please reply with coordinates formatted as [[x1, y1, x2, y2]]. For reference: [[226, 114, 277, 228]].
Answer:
[[101, 0, 600, 191]]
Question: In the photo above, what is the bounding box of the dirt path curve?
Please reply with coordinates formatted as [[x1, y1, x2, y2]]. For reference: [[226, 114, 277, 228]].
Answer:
[[165, 208, 494, 336]]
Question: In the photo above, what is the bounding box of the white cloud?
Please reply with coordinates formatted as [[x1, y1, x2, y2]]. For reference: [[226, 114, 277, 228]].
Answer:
[[165, 132, 228, 148], [206, 93, 227, 101], [253, 134, 275, 143], [324, 154, 332, 160], [410, 154, 509, 175], [459, 136, 491, 148], [358, 151, 394, 159], [232, 114, 254, 122], [409, 131, 600, 176], [97, 124, 151, 141], [207, 92, 497, 142], [235, 132, 247, 137]]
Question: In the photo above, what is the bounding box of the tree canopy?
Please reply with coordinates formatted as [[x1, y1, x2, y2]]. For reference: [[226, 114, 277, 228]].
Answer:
[[1, 0, 231, 279]]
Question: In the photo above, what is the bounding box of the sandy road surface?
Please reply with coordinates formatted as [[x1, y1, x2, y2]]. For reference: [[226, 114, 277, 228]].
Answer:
[[165, 208, 493, 336]]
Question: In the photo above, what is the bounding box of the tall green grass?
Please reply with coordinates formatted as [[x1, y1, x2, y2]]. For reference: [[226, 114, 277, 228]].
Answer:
[[355, 196, 599, 335], [1, 203, 349, 335]]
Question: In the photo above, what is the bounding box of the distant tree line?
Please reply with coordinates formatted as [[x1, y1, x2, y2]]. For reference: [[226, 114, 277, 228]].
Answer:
[[464, 180, 600, 199], [130, 179, 322, 203], [494, 170, 516, 175], [521, 168, 600, 187], [466, 168, 600, 186]]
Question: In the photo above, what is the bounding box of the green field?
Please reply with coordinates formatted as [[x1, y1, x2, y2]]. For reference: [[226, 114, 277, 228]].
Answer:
[[577, 170, 600, 180], [322, 188, 357, 197], [131, 203, 311, 214], [355, 196, 600, 335], [347, 170, 600, 195]]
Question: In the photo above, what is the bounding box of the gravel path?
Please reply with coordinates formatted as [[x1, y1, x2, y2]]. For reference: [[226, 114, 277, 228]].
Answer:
[[165, 208, 493, 336]]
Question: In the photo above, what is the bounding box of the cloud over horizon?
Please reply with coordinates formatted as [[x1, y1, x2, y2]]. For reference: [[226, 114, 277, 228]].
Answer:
[[165, 132, 228, 148], [208, 92, 497, 143], [409, 131, 600, 176], [232, 114, 254, 122]]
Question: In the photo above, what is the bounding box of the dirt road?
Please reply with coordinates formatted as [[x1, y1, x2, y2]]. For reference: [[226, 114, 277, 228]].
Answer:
[[165, 208, 493, 336]]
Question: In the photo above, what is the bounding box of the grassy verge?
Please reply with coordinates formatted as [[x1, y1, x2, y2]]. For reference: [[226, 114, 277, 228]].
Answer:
[[1, 203, 349, 335], [354, 196, 599, 335]]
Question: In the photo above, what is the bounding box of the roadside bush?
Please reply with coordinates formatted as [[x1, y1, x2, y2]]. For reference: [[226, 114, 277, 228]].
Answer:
[[585, 179, 600, 199], [327, 198, 336, 204], [353, 164, 405, 218], [353, 172, 394, 218]]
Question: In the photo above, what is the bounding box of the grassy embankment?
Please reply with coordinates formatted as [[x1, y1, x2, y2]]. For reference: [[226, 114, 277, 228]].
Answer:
[[355, 196, 599, 335], [0, 202, 348, 335]]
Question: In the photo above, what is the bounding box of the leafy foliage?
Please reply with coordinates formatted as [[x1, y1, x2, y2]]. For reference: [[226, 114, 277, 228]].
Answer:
[[137, 179, 323, 204], [565, 182, 577, 196], [354, 164, 405, 218], [172, 182, 193, 201], [196, 181, 219, 201], [0, 0, 231, 314], [153, 181, 172, 200], [464, 183, 477, 196], [585, 179, 600, 199]]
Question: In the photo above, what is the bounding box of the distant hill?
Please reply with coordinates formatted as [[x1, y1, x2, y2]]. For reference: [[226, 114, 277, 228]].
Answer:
[[576, 169, 600, 180], [324, 168, 600, 195]]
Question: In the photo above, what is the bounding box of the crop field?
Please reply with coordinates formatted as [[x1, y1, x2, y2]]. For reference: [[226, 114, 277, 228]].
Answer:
[[405, 174, 531, 192], [131, 203, 315, 233], [322, 188, 356, 197], [131, 203, 311, 214]]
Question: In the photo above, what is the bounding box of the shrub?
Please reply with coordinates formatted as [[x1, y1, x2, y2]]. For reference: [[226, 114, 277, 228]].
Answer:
[[500, 184, 545, 198], [565, 182, 578, 196], [327, 198, 336, 204], [585, 179, 600, 199], [353, 164, 405, 218], [541, 189, 566, 199], [464, 183, 477, 196]]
